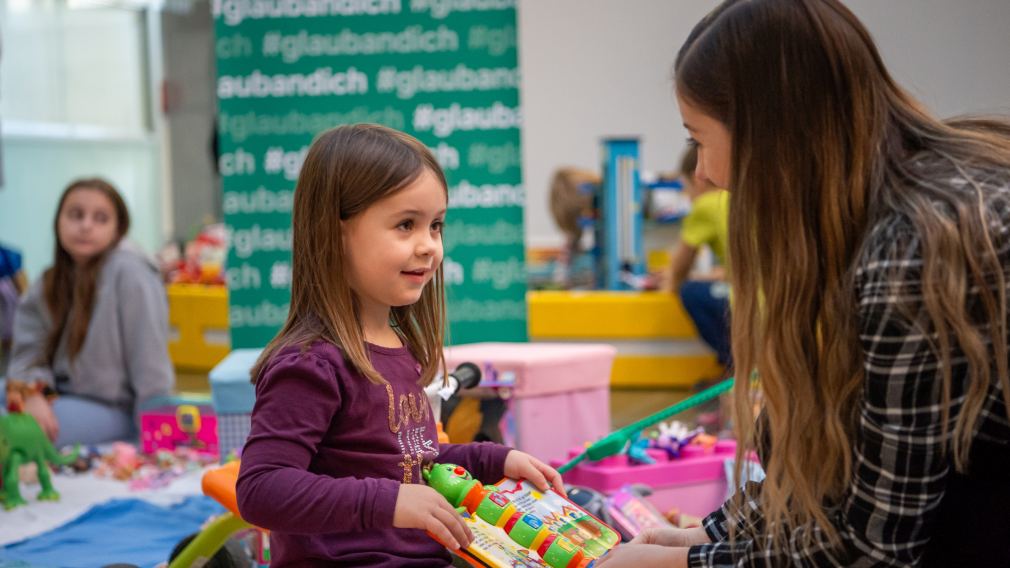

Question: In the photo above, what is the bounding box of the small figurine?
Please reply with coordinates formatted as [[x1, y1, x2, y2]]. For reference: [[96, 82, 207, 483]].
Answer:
[[650, 421, 703, 459], [0, 412, 79, 509], [625, 432, 655, 465], [423, 463, 594, 568]]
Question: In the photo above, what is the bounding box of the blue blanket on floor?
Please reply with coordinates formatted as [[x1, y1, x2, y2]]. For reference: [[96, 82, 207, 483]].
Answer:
[[0, 496, 225, 568]]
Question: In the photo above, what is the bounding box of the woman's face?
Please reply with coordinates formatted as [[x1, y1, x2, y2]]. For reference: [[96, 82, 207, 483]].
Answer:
[[677, 93, 732, 189], [58, 187, 119, 264]]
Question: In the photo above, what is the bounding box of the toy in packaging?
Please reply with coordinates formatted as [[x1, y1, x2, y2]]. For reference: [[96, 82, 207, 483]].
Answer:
[[603, 485, 672, 541], [424, 463, 620, 568], [140, 403, 219, 457], [565, 485, 673, 542]]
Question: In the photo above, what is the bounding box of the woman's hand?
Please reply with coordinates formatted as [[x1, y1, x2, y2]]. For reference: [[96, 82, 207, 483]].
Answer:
[[503, 450, 566, 495], [594, 543, 689, 567], [632, 526, 711, 547], [393, 483, 473, 551]]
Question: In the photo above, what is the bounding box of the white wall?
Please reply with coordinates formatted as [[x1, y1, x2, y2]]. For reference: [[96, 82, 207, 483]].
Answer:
[[518, 0, 1010, 249], [0, 2, 163, 280], [847, 0, 1010, 118]]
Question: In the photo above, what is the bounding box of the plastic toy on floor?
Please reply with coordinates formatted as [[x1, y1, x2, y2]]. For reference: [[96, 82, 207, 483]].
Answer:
[[424, 463, 618, 568], [0, 410, 79, 510], [556, 377, 733, 474], [165, 459, 260, 568], [140, 398, 219, 457]]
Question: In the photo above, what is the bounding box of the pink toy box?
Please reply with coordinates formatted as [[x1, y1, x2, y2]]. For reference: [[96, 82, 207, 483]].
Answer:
[[554, 439, 742, 518], [443, 342, 615, 463], [140, 403, 219, 456]]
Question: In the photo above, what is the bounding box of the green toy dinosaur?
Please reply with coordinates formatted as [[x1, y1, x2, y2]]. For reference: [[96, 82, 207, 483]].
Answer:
[[0, 412, 79, 510]]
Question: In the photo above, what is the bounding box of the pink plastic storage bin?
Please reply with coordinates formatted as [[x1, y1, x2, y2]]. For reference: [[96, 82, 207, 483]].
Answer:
[[553, 439, 740, 517], [444, 342, 615, 463], [139, 404, 219, 456]]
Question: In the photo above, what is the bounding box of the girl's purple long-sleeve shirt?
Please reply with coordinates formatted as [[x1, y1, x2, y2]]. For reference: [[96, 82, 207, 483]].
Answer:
[[236, 341, 511, 566]]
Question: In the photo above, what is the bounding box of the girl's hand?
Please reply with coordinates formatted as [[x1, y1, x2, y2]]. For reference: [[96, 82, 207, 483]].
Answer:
[[631, 526, 711, 547], [23, 392, 59, 442], [503, 450, 566, 496], [594, 543, 689, 567], [393, 483, 473, 551]]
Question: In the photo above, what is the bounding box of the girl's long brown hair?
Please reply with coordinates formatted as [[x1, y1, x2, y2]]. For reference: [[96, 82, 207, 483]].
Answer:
[[676, 0, 1010, 550], [251, 124, 447, 387], [44, 178, 130, 363]]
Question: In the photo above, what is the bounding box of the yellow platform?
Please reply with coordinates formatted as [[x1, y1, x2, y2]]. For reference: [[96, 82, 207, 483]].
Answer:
[[167, 284, 230, 372], [528, 290, 700, 339], [527, 291, 721, 388]]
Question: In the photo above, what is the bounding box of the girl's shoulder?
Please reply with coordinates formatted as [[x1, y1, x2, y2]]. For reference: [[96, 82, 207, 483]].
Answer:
[[260, 340, 352, 384], [103, 242, 160, 281]]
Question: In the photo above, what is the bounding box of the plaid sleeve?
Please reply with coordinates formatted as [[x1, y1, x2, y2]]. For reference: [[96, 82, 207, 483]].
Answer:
[[700, 506, 730, 542], [687, 216, 964, 567], [698, 479, 768, 544]]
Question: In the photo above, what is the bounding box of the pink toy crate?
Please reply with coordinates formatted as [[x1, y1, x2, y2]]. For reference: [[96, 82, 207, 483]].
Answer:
[[140, 403, 219, 456], [444, 342, 615, 463], [553, 440, 741, 518]]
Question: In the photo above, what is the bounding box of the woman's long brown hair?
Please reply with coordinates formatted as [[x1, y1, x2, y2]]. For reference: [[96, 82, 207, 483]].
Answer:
[[44, 178, 130, 364], [251, 124, 448, 387], [676, 0, 1010, 550]]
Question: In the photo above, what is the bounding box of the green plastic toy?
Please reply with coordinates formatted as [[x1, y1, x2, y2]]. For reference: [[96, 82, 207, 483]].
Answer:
[[424, 463, 596, 568], [0, 412, 79, 510], [556, 377, 734, 474]]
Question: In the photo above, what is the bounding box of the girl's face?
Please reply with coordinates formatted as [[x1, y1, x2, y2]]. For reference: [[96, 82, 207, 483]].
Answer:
[[342, 169, 446, 318], [678, 93, 732, 189], [57, 187, 120, 264]]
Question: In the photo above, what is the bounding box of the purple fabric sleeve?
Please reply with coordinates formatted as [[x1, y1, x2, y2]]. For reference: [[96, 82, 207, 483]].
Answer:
[[237, 352, 399, 533], [438, 442, 512, 483]]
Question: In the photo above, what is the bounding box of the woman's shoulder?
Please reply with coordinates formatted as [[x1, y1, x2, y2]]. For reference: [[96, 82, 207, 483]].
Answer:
[[859, 211, 919, 267], [864, 168, 1010, 261]]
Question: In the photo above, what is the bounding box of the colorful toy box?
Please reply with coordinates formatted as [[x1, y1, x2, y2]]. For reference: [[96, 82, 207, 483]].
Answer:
[[140, 401, 219, 456], [208, 348, 262, 457], [443, 342, 615, 464], [554, 439, 740, 517]]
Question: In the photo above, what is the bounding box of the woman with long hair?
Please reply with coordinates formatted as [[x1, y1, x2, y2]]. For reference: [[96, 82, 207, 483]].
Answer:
[[8, 178, 174, 446], [598, 1, 1010, 566]]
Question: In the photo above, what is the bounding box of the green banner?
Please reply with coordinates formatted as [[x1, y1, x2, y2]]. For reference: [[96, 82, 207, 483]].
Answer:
[[213, 0, 527, 348]]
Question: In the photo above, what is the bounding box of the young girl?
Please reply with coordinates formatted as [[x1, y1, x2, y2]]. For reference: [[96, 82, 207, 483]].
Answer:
[[8, 178, 174, 445], [236, 124, 564, 566], [599, 1, 1010, 567]]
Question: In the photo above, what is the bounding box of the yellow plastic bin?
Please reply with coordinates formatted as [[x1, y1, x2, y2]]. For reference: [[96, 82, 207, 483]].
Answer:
[[527, 290, 722, 388], [167, 284, 231, 372]]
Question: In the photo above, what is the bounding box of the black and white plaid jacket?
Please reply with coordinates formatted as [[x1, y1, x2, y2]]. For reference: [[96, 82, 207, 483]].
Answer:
[[688, 174, 1010, 567]]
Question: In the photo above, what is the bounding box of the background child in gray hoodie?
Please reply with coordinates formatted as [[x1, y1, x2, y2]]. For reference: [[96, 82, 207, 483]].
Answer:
[[8, 178, 174, 446]]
